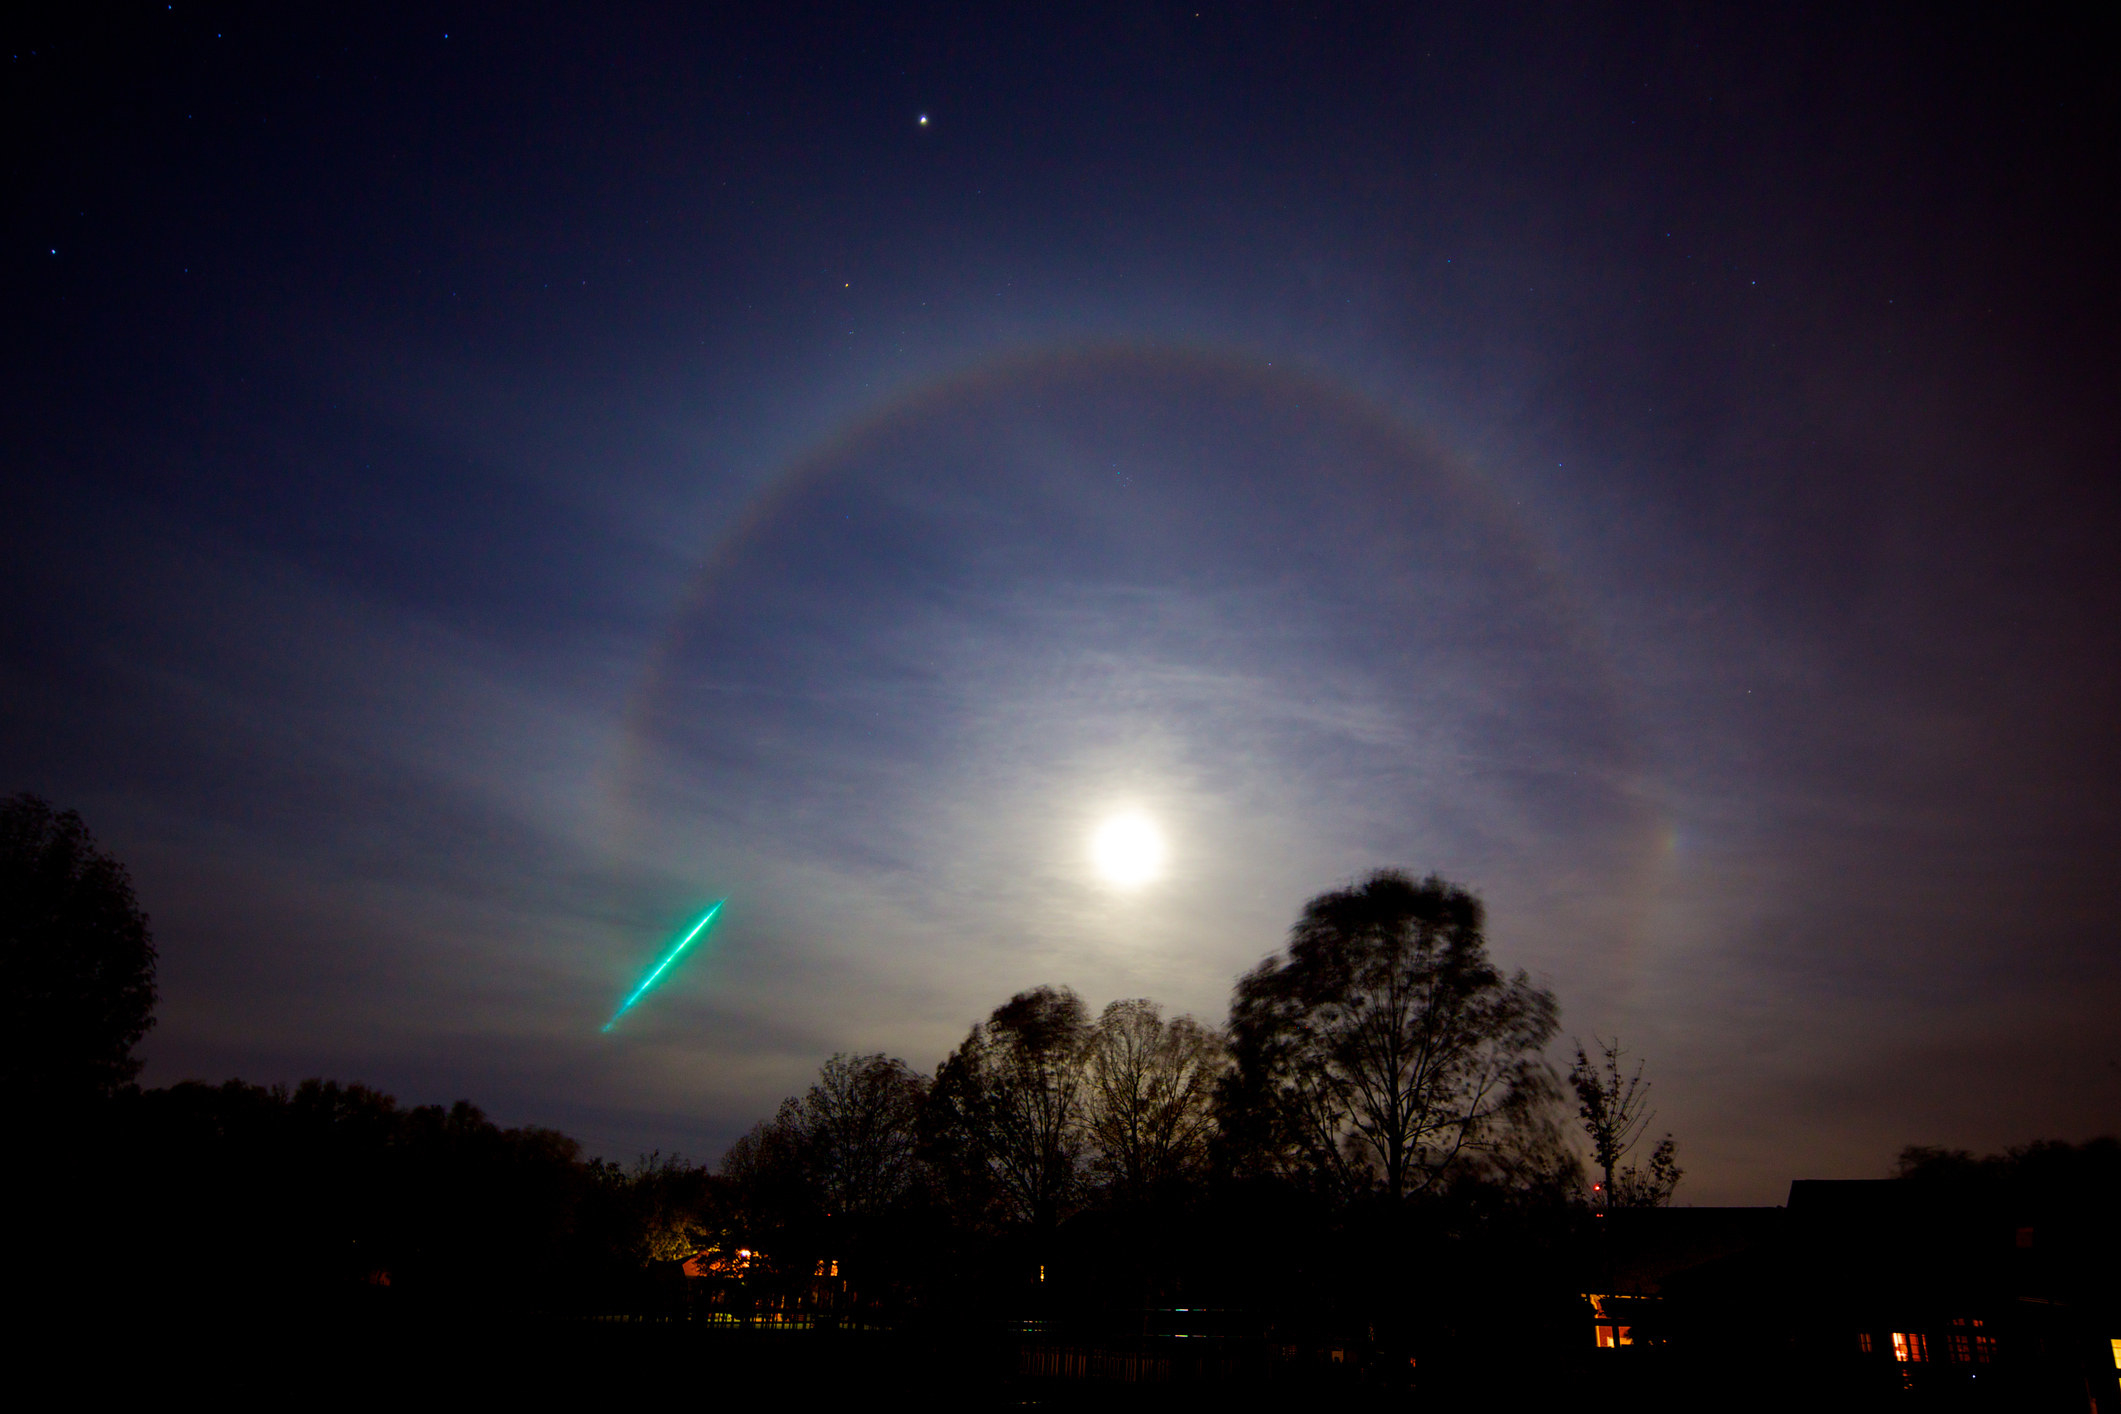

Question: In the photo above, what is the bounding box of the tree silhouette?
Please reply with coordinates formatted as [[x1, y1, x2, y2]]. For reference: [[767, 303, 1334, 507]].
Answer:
[[784, 1051, 927, 1217], [1082, 998, 1225, 1203], [1568, 1036, 1681, 1207], [930, 985, 1089, 1226], [0, 793, 157, 1104], [1227, 871, 1558, 1201]]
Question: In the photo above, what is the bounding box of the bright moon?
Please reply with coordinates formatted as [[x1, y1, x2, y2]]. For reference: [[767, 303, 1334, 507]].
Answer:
[[1090, 812, 1166, 888]]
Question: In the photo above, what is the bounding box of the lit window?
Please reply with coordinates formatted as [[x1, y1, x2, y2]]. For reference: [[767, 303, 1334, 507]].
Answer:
[[2110, 1337, 2119, 1370], [1595, 1324, 1633, 1348], [1858, 1333, 1873, 1355], [1947, 1318, 1994, 1365], [1892, 1332, 1927, 1364]]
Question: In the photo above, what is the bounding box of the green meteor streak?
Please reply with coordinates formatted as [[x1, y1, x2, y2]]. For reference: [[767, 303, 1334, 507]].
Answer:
[[602, 900, 724, 1032]]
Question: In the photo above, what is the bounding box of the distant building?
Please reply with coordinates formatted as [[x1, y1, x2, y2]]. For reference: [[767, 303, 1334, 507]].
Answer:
[[1578, 1179, 2119, 1410], [679, 1244, 853, 1326]]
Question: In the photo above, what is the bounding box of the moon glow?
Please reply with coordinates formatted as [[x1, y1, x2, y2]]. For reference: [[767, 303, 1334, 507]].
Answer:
[[1090, 812, 1167, 889]]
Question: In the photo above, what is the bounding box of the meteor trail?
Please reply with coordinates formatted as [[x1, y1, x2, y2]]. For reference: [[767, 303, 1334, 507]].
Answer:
[[602, 900, 724, 1032]]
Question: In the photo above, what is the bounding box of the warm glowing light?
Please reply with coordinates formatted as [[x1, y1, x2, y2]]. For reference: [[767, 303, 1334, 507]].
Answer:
[[603, 900, 725, 1032], [1091, 812, 1166, 888]]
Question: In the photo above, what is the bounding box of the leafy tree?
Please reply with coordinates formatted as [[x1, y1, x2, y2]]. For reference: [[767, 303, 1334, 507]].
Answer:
[[1226, 871, 1558, 1202], [627, 1150, 723, 1262], [1082, 998, 1226, 1202], [930, 985, 1090, 1226], [0, 793, 158, 1103], [113, 1078, 603, 1311], [1567, 1037, 1681, 1207]]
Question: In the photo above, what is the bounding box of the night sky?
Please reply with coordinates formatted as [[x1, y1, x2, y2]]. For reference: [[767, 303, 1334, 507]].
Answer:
[[7, 4, 2117, 1202]]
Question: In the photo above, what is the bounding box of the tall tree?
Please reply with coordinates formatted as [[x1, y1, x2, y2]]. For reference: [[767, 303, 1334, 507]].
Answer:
[[1568, 1037, 1681, 1208], [1226, 871, 1558, 1202], [0, 794, 157, 1104], [785, 1051, 927, 1217], [1082, 999, 1226, 1202], [717, 1109, 815, 1263], [930, 985, 1089, 1226]]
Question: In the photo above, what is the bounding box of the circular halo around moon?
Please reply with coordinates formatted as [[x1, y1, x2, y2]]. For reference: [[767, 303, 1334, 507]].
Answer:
[[619, 345, 1661, 1001]]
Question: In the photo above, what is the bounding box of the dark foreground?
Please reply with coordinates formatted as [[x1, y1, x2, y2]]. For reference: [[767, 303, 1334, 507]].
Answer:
[[39, 1312, 2081, 1413]]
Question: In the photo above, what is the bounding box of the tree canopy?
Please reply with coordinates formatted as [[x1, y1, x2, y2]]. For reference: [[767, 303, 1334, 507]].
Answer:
[[784, 1051, 927, 1217], [930, 985, 1091, 1226], [1082, 998, 1226, 1203], [0, 793, 158, 1104], [1226, 870, 1558, 1201]]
